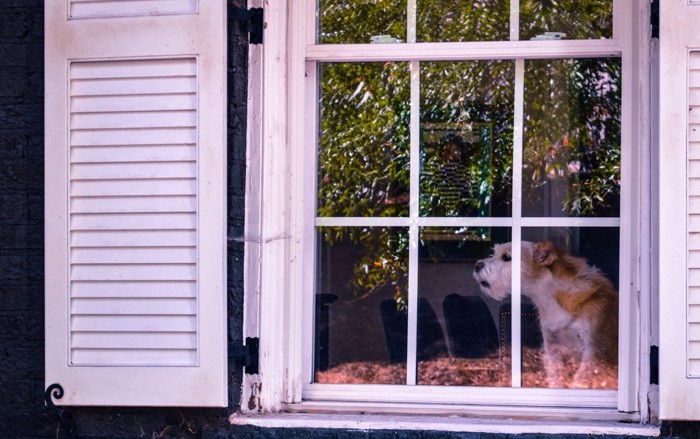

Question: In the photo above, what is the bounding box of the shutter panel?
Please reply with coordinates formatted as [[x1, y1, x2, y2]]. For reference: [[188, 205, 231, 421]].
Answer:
[[690, 54, 700, 379], [659, 0, 700, 421], [45, 3, 227, 406]]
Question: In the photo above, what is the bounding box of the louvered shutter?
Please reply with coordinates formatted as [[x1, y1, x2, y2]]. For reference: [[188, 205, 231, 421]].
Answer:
[[45, 2, 227, 406], [659, 0, 700, 421]]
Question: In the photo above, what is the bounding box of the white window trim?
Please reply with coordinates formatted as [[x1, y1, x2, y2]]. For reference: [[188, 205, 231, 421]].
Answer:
[[242, 0, 656, 423]]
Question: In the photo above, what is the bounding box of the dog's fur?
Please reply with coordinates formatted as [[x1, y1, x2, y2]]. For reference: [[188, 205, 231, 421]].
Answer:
[[473, 241, 618, 388]]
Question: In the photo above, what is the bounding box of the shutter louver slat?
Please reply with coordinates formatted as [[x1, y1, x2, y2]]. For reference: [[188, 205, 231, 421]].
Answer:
[[688, 51, 700, 377], [72, 128, 197, 146], [72, 110, 197, 130], [71, 162, 197, 180], [71, 179, 197, 197], [71, 77, 197, 96], [71, 297, 197, 314], [71, 212, 197, 230], [71, 264, 197, 281], [71, 230, 197, 247], [72, 332, 196, 348], [68, 58, 199, 368], [71, 281, 196, 298], [71, 315, 196, 332], [71, 247, 197, 264], [71, 195, 197, 213], [71, 59, 196, 79], [71, 349, 197, 366], [72, 145, 197, 163], [72, 94, 197, 113]]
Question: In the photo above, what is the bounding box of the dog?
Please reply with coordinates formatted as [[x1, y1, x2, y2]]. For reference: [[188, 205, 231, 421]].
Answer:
[[472, 241, 618, 388]]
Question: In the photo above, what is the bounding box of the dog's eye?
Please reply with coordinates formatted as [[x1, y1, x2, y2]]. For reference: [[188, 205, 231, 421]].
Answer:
[[502, 253, 512, 262]]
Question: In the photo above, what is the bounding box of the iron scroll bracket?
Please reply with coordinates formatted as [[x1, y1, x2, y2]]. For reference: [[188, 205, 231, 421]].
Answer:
[[44, 384, 76, 439]]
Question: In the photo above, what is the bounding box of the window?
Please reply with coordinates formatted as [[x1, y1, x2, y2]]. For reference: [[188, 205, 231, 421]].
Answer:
[[303, 1, 627, 408], [243, 0, 649, 417]]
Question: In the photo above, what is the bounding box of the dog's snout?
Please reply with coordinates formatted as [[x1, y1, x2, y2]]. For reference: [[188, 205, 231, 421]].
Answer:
[[474, 260, 485, 272]]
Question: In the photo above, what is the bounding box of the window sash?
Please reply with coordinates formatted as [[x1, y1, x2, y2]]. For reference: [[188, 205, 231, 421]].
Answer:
[[299, 0, 636, 411]]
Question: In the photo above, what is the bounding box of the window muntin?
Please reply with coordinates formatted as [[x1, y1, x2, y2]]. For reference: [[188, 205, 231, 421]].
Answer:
[[305, 0, 629, 409]]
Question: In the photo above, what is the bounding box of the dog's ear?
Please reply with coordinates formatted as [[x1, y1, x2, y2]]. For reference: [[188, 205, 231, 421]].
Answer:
[[533, 241, 558, 266], [554, 289, 596, 315]]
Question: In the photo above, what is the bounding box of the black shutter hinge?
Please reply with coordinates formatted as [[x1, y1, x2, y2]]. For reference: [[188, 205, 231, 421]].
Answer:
[[651, 0, 659, 39], [44, 384, 76, 439], [650, 345, 659, 385], [230, 337, 259, 374], [233, 7, 263, 45]]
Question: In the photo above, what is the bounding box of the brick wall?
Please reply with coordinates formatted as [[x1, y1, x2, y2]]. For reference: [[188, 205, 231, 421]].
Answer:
[[0, 1, 51, 437], [0, 2, 248, 437]]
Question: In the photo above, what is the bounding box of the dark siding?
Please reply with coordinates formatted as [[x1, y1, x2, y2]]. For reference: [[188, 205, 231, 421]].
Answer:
[[0, 1, 52, 437], [0, 2, 248, 437]]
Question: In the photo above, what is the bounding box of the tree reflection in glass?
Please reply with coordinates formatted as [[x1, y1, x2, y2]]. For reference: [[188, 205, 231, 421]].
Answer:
[[317, 62, 410, 219], [522, 58, 621, 218], [420, 61, 514, 218]]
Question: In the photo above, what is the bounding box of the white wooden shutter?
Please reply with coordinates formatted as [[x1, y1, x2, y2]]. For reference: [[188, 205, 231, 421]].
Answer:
[[659, 0, 700, 421], [45, 2, 227, 406]]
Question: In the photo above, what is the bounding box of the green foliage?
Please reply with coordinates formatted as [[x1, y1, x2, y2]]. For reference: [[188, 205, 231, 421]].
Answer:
[[522, 58, 621, 217], [520, 0, 612, 40], [417, 0, 509, 42], [319, 0, 407, 44], [318, 62, 411, 219]]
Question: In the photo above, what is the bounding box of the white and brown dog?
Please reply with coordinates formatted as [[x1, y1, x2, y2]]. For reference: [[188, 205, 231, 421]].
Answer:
[[473, 241, 618, 388]]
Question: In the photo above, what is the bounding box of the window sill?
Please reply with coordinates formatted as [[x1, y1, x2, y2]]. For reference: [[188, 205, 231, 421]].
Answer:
[[230, 410, 660, 437]]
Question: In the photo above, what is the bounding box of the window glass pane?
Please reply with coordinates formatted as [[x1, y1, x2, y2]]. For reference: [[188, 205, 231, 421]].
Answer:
[[417, 227, 512, 386], [520, 0, 613, 41], [522, 58, 621, 218], [318, 1, 613, 44], [318, 0, 407, 44], [314, 227, 409, 384], [420, 61, 514, 217], [417, 0, 510, 43], [318, 62, 411, 218], [519, 227, 619, 389]]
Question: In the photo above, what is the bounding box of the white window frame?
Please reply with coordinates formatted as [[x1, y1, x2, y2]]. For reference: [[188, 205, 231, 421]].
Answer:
[[243, 0, 655, 423]]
